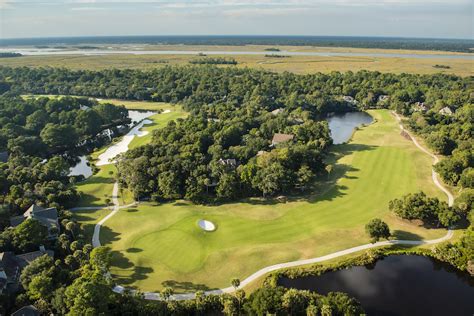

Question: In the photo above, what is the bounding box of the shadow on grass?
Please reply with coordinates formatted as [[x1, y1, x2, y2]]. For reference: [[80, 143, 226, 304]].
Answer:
[[161, 280, 217, 292], [110, 250, 154, 286], [391, 230, 423, 240]]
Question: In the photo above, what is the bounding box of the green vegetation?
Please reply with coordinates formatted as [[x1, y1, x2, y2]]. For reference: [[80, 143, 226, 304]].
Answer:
[[389, 191, 462, 227], [75, 164, 116, 207], [189, 57, 237, 65], [365, 218, 391, 242], [102, 110, 446, 291]]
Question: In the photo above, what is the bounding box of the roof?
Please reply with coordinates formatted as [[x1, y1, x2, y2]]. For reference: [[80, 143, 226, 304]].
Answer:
[[272, 133, 294, 145], [10, 205, 59, 234], [271, 108, 284, 115], [0, 252, 20, 283], [218, 158, 237, 167], [11, 305, 40, 316], [439, 107, 453, 115], [0, 151, 8, 163], [16, 250, 54, 268]]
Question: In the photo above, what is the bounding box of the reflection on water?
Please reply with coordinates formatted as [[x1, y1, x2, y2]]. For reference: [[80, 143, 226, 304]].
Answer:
[[327, 112, 373, 144], [69, 155, 92, 178], [278, 255, 474, 316]]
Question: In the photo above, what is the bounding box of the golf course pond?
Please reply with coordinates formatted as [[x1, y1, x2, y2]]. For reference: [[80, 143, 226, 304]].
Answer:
[[327, 111, 373, 144], [278, 255, 474, 315]]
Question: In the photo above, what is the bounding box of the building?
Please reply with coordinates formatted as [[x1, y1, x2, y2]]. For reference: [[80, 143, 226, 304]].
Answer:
[[413, 102, 428, 112], [0, 151, 8, 163], [378, 95, 390, 103], [11, 305, 40, 316], [271, 133, 294, 146], [10, 205, 60, 239], [0, 252, 20, 294], [218, 158, 237, 168], [439, 107, 453, 116], [0, 248, 54, 295], [271, 108, 284, 115], [343, 96, 358, 105]]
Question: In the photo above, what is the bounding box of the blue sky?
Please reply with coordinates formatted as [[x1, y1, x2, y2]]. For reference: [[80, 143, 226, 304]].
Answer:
[[0, 0, 472, 39]]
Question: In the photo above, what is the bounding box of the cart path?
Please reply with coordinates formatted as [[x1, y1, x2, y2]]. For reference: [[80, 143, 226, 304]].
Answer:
[[91, 111, 454, 300]]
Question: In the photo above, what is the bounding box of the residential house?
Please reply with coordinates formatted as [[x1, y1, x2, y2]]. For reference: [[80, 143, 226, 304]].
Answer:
[[271, 133, 294, 146], [0, 248, 54, 295], [10, 205, 60, 239], [0, 252, 20, 294], [378, 95, 390, 103], [271, 108, 284, 115], [11, 305, 40, 316], [79, 104, 91, 111], [439, 107, 453, 116], [0, 151, 8, 163], [413, 102, 428, 112], [343, 96, 358, 105], [218, 158, 237, 168]]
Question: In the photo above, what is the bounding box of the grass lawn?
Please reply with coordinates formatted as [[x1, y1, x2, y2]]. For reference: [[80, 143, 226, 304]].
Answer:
[[129, 108, 188, 149], [100, 109, 448, 293]]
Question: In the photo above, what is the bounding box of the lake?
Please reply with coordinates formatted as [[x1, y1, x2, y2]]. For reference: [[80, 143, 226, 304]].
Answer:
[[327, 112, 373, 144], [1, 48, 472, 60], [69, 155, 92, 178], [278, 255, 474, 316]]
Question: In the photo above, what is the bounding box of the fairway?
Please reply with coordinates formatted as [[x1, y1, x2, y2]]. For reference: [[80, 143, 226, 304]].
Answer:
[[100, 110, 447, 292]]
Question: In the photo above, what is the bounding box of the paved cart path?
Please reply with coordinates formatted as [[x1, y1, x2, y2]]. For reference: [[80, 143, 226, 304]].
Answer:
[[90, 112, 454, 300]]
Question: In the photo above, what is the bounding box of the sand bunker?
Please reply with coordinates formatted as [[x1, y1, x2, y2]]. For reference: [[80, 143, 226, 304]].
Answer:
[[198, 220, 216, 232]]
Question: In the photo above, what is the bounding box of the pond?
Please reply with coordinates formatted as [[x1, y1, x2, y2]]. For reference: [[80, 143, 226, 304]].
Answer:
[[128, 110, 156, 125], [69, 155, 93, 178], [327, 112, 373, 144], [278, 255, 474, 316]]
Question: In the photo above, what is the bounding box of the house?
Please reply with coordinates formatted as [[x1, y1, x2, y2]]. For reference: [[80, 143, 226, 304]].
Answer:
[[271, 133, 294, 146], [218, 158, 237, 168], [271, 108, 284, 115], [439, 107, 453, 116], [0, 151, 8, 163], [11, 305, 40, 316], [79, 104, 91, 111], [0, 248, 54, 295], [15, 246, 54, 268], [10, 205, 60, 239], [0, 252, 20, 294], [413, 102, 428, 112], [343, 96, 357, 105], [378, 95, 390, 103]]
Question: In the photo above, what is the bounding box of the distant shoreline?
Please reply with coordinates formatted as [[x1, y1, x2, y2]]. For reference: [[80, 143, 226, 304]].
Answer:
[[1, 35, 473, 53]]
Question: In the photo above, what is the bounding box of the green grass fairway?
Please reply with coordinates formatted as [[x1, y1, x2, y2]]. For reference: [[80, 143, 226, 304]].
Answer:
[[100, 110, 447, 292], [129, 107, 188, 149]]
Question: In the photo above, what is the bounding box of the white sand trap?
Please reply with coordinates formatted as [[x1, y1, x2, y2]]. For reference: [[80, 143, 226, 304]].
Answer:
[[198, 220, 216, 232], [96, 119, 152, 166], [162, 109, 171, 114]]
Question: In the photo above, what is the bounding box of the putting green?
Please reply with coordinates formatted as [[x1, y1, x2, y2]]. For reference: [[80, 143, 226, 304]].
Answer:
[[100, 109, 447, 292]]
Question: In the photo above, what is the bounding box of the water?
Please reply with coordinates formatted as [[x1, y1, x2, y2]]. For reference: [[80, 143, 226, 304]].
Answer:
[[1, 48, 472, 60], [96, 118, 154, 166], [278, 255, 474, 316], [128, 110, 157, 125], [327, 112, 373, 144], [69, 155, 93, 178]]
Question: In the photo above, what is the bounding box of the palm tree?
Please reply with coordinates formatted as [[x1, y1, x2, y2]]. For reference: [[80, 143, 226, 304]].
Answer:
[[231, 278, 240, 290], [160, 287, 174, 301]]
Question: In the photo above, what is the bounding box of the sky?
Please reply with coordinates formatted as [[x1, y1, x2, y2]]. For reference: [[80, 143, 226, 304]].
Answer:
[[0, 0, 473, 39]]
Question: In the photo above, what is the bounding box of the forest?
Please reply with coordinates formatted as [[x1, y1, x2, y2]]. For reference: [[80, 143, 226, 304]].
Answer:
[[0, 65, 472, 313], [0, 66, 472, 203]]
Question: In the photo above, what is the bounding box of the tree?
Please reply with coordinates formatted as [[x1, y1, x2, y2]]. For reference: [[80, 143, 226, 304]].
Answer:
[[20, 254, 55, 289], [231, 278, 240, 290], [365, 218, 390, 243], [13, 219, 48, 252], [40, 123, 79, 149], [28, 275, 54, 300], [161, 287, 174, 301], [281, 288, 311, 315]]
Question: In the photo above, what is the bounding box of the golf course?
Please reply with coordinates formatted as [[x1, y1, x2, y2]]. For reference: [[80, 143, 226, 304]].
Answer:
[[97, 109, 448, 292]]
